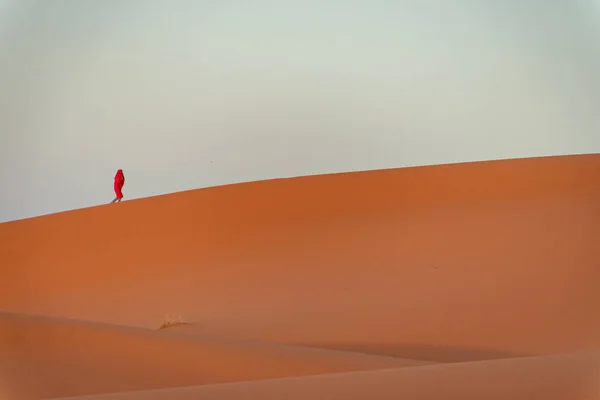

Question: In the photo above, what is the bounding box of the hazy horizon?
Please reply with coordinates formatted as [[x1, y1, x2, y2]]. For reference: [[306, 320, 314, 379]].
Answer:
[[2, 0, 599, 223]]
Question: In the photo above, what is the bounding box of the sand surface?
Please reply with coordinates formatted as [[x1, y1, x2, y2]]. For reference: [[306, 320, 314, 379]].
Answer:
[[1, 154, 599, 399], [0, 311, 425, 399], [51, 351, 600, 400]]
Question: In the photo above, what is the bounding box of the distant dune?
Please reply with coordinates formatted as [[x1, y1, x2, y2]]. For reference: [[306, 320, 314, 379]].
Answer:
[[1, 154, 599, 399]]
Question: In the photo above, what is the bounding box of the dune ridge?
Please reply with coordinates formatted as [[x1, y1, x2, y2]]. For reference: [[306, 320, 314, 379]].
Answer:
[[50, 351, 600, 400], [160, 321, 530, 362], [1, 154, 600, 399], [0, 311, 428, 399]]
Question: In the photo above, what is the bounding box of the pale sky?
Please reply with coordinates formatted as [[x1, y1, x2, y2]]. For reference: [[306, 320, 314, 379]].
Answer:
[[1, 0, 599, 223]]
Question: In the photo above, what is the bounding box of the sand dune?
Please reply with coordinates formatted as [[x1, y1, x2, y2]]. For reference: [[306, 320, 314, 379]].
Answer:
[[51, 351, 600, 400], [1, 154, 600, 399], [159, 321, 525, 362], [0, 311, 426, 399]]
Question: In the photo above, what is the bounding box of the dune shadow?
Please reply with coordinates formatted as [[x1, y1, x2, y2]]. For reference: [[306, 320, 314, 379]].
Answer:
[[296, 342, 531, 363]]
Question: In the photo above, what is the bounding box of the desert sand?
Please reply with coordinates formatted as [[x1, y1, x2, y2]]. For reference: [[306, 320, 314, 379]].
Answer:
[[0, 311, 426, 399], [50, 351, 600, 400], [1, 154, 599, 399]]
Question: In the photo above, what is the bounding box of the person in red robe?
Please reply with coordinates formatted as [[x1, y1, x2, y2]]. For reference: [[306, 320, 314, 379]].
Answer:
[[111, 169, 125, 203]]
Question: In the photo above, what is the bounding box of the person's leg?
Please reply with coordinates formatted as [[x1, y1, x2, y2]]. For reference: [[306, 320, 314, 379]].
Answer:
[[113, 185, 123, 203]]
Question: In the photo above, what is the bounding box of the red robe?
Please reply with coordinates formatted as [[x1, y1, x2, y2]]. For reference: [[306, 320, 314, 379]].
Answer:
[[114, 169, 125, 199]]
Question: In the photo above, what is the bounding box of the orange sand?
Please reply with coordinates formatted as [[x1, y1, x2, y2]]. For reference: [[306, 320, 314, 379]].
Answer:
[[52, 352, 600, 400], [1, 154, 599, 399], [0, 311, 425, 399]]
